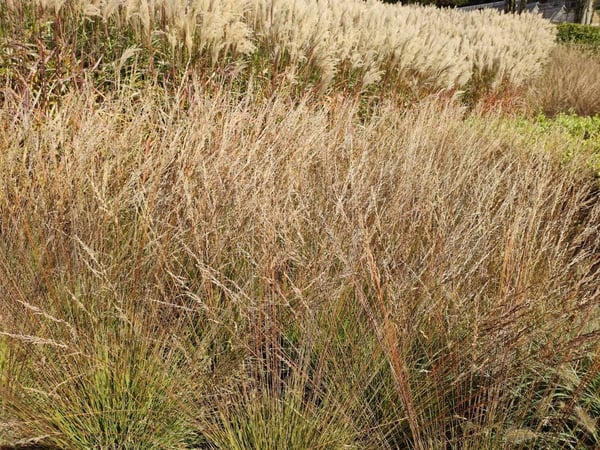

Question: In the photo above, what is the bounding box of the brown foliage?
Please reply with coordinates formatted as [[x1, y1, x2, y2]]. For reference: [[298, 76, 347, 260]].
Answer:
[[529, 45, 600, 117]]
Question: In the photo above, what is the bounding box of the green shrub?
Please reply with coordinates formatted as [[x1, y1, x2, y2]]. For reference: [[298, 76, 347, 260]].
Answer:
[[537, 113, 600, 140], [557, 23, 600, 51], [507, 113, 600, 176], [536, 113, 600, 168]]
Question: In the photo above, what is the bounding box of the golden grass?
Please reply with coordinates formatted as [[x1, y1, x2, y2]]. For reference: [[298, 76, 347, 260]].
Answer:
[[0, 81, 598, 448], [0, 2, 598, 449], [1, 0, 556, 94], [529, 45, 600, 117]]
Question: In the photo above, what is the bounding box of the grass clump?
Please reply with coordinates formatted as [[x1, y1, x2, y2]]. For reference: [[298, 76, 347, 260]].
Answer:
[[205, 388, 357, 449], [0, 85, 598, 448], [529, 45, 600, 117], [3, 331, 192, 449]]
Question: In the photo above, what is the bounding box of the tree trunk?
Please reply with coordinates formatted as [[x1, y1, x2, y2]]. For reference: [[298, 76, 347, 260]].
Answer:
[[579, 0, 596, 25], [576, 0, 596, 24], [505, 0, 527, 13]]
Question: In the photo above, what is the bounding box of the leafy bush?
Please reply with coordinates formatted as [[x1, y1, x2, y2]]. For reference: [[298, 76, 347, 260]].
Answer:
[[503, 112, 600, 176], [557, 23, 600, 51], [537, 113, 600, 174], [538, 113, 600, 140]]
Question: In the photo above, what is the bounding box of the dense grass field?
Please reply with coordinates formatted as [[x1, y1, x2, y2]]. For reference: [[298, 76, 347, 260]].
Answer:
[[0, 1, 599, 449]]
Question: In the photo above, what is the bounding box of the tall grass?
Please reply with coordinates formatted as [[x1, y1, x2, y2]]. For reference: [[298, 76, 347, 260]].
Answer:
[[0, 81, 598, 448], [0, 1, 598, 448], [529, 45, 600, 117], [0, 0, 555, 101]]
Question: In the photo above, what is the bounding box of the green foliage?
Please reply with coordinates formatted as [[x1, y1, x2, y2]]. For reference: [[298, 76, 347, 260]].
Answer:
[[0, 337, 10, 444], [504, 113, 600, 176], [206, 389, 357, 450], [557, 23, 600, 52], [536, 113, 600, 174], [2, 326, 194, 449], [537, 113, 600, 140]]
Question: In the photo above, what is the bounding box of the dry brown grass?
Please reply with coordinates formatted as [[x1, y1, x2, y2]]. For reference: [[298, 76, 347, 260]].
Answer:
[[0, 81, 598, 448], [529, 45, 600, 117]]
